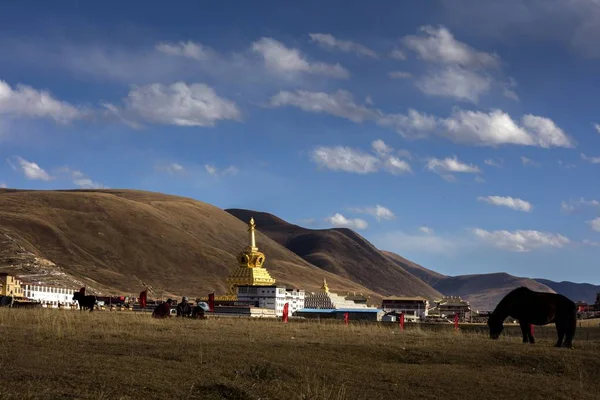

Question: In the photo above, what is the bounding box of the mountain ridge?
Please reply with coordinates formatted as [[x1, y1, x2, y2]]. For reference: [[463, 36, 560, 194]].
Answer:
[[225, 208, 443, 301], [0, 188, 597, 311], [0, 189, 380, 301]]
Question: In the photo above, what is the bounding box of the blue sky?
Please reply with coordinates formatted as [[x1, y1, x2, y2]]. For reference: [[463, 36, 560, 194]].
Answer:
[[1, 0, 599, 284]]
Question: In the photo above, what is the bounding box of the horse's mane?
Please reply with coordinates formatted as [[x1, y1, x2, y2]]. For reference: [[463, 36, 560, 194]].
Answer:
[[491, 286, 531, 319]]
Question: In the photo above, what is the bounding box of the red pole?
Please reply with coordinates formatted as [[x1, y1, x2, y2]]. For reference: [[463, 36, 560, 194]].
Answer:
[[344, 312, 349, 325], [530, 324, 534, 336], [208, 293, 215, 312], [454, 313, 459, 330], [399, 313, 405, 330]]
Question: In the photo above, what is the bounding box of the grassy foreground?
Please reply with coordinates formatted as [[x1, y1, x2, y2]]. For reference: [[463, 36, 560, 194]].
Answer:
[[1, 310, 600, 400]]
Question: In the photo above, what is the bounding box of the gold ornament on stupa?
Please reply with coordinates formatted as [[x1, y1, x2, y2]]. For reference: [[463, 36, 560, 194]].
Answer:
[[322, 278, 329, 293], [225, 217, 276, 294]]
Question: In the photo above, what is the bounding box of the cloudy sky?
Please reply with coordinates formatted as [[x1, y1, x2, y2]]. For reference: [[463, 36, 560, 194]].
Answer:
[[1, 1, 599, 284]]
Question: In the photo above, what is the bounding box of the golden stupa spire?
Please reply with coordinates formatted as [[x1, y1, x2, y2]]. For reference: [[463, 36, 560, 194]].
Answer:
[[225, 216, 276, 294], [322, 277, 329, 293], [248, 217, 257, 251]]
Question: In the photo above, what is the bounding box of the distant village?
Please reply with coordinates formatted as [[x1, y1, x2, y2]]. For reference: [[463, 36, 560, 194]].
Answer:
[[2, 217, 600, 323]]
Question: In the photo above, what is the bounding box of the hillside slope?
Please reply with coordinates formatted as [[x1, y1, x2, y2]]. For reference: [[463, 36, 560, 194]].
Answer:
[[382, 250, 447, 286], [225, 209, 443, 301], [0, 189, 378, 299], [431, 273, 556, 311], [534, 279, 600, 304], [383, 250, 574, 310]]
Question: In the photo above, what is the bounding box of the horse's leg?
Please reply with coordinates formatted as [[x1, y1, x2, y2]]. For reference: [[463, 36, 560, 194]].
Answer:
[[528, 325, 535, 344], [519, 321, 529, 343], [562, 313, 577, 349], [555, 323, 565, 347]]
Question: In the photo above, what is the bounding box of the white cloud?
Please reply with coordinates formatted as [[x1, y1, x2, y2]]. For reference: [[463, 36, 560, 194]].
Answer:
[[388, 71, 412, 79], [297, 218, 316, 226], [419, 226, 434, 234], [348, 205, 396, 221], [155, 40, 217, 61], [269, 90, 375, 123], [401, 25, 520, 103], [521, 114, 573, 148], [311, 140, 412, 176], [9, 156, 53, 181], [325, 213, 368, 230], [561, 198, 600, 214], [308, 33, 378, 58], [588, 217, 600, 232], [438, 0, 600, 59], [402, 25, 500, 69], [376, 109, 439, 138], [484, 158, 503, 168], [477, 195, 532, 212], [56, 167, 103, 188], [473, 228, 570, 252], [581, 153, 600, 164], [389, 49, 407, 60], [205, 165, 217, 176], [374, 230, 465, 256], [269, 89, 573, 148], [72, 177, 102, 189], [311, 146, 380, 174], [384, 156, 412, 175], [371, 139, 393, 156], [426, 156, 481, 181], [0, 183, 7, 188], [121, 82, 241, 127], [582, 239, 600, 247], [558, 160, 576, 169], [502, 88, 520, 101], [521, 156, 540, 167], [205, 164, 238, 177], [252, 37, 349, 79], [397, 149, 412, 160], [416, 66, 491, 103], [595, 123, 600, 134], [155, 163, 186, 174], [101, 102, 142, 129], [0, 80, 82, 123], [441, 109, 574, 148]]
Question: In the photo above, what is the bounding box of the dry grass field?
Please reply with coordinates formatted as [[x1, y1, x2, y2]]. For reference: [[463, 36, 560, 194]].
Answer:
[[1, 310, 600, 400]]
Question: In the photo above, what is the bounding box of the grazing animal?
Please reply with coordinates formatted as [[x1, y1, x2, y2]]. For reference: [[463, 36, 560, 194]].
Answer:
[[0, 296, 13, 307], [73, 291, 97, 312], [487, 286, 577, 348]]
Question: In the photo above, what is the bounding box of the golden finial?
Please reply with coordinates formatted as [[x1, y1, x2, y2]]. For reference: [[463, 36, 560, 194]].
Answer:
[[322, 278, 329, 293], [248, 217, 257, 250]]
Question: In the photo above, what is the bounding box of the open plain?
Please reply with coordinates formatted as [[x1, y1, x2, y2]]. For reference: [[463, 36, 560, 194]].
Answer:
[[1, 310, 600, 400]]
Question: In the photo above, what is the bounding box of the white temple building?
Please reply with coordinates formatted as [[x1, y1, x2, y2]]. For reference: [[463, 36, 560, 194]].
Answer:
[[303, 279, 376, 310], [21, 283, 76, 307], [236, 285, 305, 317]]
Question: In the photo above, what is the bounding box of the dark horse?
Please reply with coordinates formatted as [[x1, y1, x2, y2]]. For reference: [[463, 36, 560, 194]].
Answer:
[[73, 291, 97, 312], [0, 296, 13, 307], [487, 287, 577, 348]]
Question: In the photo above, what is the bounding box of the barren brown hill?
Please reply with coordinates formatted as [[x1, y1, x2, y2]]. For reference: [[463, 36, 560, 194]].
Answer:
[[383, 250, 565, 310], [534, 279, 600, 304], [382, 250, 447, 286], [225, 209, 443, 301], [431, 273, 556, 311], [0, 189, 379, 300]]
